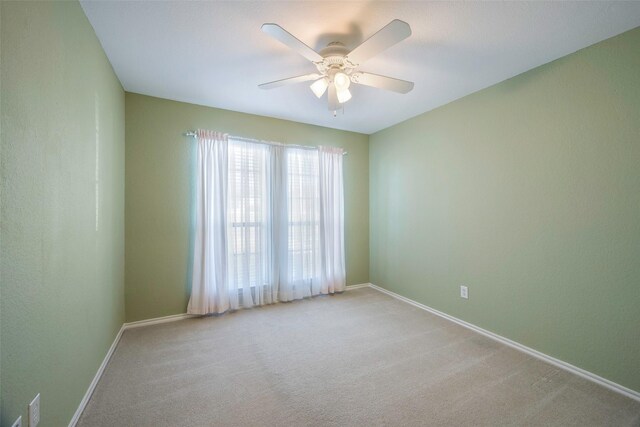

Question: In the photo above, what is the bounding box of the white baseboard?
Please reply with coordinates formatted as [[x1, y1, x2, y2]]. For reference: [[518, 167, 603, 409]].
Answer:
[[123, 312, 197, 329], [366, 283, 640, 402], [345, 282, 372, 290], [123, 286, 372, 329], [68, 325, 125, 427]]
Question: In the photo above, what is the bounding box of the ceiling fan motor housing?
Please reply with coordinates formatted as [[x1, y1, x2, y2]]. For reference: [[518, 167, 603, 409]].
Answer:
[[316, 42, 354, 76]]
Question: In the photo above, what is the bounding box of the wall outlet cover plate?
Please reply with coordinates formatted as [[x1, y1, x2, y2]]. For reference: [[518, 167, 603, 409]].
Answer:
[[460, 285, 469, 299]]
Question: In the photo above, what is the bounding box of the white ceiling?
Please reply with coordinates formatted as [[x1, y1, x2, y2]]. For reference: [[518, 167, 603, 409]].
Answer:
[[81, 1, 640, 134]]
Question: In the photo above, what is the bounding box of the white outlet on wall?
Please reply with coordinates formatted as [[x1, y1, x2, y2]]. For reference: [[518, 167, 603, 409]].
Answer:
[[11, 415, 22, 427], [29, 394, 40, 427], [460, 285, 469, 299]]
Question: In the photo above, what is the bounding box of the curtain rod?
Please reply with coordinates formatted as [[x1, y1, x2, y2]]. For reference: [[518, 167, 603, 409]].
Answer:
[[184, 131, 347, 156]]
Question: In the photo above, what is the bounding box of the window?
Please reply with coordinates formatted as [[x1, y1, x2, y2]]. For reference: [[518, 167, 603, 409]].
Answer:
[[227, 139, 272, 290], [188, 130, 345, 315], [226, 142, 322, 291], [286, 148, 321, 285]]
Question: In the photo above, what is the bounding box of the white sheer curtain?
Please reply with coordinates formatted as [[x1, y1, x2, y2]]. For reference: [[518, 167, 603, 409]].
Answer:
[[188, 131, 346, 315], [279, 148, 322, 301], [318, 146, 346, 294], [187, 130, 230, 315]]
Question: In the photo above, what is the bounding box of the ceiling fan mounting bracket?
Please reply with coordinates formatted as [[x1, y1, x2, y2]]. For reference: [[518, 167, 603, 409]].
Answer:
[[319, 41, 350, 58]]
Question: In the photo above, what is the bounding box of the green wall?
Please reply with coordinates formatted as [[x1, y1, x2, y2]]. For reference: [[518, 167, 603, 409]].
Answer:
[[370, 27, 640, 392], [125, 93, 369, 322], [0, 2, 125, 426], [0, 2, 3, 422]]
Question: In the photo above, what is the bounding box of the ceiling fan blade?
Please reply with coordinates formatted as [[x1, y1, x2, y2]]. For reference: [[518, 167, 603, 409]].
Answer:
[[259, 73, 322, 89], [261, 23, 323, 62], [327, 84, 339, 111], [346, 20, 411, 66], [351, 72, 414, 94]]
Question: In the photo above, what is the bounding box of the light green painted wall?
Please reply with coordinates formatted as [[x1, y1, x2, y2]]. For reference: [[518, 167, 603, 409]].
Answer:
[[1, 2, 125, 426], [370, 27, 640, 392], [125, 93, 369, 322], [0, 2, 3, 422]]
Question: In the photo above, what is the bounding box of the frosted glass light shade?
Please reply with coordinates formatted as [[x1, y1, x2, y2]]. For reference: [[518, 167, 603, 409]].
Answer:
[[310, 78, 329, 98], [337, 88, 352, 104], [334, 72, 351, 91]]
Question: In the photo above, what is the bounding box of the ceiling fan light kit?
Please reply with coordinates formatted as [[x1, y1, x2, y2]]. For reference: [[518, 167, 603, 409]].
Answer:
[[310, 77, 329, 98], [336, 87, 352, 104], [259, 20, 415, 115]]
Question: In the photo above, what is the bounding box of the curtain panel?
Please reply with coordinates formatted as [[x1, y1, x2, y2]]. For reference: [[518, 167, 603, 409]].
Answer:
[[318, 146, 346, 294], [187, 130, 230, 315]]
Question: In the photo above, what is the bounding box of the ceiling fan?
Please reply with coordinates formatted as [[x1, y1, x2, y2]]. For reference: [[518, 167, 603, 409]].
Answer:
[[258, 20, 414, 114]]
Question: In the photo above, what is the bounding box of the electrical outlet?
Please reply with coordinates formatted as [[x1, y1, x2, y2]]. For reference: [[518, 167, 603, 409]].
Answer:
[[11, 415, 22, 427], [460, 285, 468, 299], [29, 394, 40, 427]]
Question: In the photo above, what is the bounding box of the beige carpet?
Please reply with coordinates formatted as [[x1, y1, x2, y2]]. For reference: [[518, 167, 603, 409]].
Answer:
[[78, 287, 640, 426]]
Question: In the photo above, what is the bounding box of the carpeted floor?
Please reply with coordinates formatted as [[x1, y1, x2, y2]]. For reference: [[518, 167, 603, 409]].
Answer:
[[78, 287, 640, 426]]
